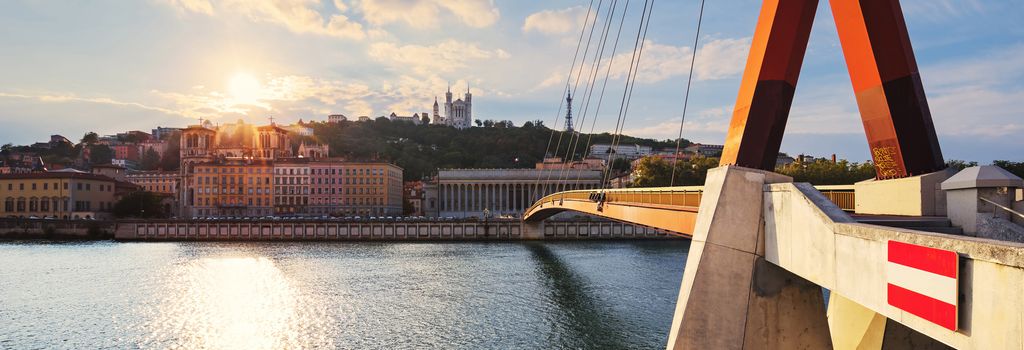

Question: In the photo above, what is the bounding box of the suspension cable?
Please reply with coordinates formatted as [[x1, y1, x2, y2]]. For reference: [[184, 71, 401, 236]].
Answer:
[[670, 0, 706, 187], [534, 0, 599, 191], [557, 0, 623, 192], [573, 0, 633, 189], [601, 0, 654, 190]]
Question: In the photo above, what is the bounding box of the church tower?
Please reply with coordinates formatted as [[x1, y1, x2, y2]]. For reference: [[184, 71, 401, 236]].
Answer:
[[465, 85, 472, 127], [432, 97, 442, 124], [444, 83, 453, 125]]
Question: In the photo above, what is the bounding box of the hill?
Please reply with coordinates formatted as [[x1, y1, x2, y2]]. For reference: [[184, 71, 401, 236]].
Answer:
[[305, 118, 689, 180]]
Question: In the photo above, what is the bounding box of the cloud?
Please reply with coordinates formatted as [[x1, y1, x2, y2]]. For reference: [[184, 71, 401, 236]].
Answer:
[[161, 0, 367, 40], [622, 106, 731, 141], [537, 37, 751, 89], [356, 0, 499, 29], [613, 37, 751, 84], [522, 6, 588, 35], [163, 0, 215, 15], [368, 40, 510, 75], [0, 92, 186, 117], [902, 0, 985, 21]]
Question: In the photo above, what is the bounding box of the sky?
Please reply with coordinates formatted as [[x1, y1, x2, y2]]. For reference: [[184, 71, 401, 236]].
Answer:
[[0, 0, 1021, 163]]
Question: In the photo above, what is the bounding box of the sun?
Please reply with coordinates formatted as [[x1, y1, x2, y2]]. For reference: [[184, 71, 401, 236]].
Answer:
[[228, 72, 263, 104]]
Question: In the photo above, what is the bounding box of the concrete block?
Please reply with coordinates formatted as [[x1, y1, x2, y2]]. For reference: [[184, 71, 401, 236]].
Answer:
[[742, 257, 832, 350], [833, 235, 887, 312], [671, 242, 756, 350], [827, 292, 886, 350], [855, 169, 954, 216]]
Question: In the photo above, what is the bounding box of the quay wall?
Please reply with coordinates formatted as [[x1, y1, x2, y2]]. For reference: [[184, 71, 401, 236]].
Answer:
[[113, 220, 678, 241]]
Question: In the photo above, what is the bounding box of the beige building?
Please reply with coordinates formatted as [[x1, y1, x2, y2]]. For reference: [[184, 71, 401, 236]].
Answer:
[[435, 168, 603, 218], [125, 171, 179, 195], [192, 160, 274, 217], [0, 172, 120, 219]]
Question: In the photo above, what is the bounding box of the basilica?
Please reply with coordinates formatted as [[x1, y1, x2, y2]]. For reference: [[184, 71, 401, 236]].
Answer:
[[432, 85, 473, 129]]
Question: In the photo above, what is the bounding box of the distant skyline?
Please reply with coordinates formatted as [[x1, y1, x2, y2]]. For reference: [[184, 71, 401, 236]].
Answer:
[[1, 0, 1022, 162]]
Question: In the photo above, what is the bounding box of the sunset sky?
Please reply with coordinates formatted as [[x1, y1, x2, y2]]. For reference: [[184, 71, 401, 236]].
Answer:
[[0, 0, 1021, 162]]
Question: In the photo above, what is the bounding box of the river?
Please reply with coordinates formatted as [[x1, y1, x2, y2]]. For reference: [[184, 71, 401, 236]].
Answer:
[[0, 240, 689, 349]]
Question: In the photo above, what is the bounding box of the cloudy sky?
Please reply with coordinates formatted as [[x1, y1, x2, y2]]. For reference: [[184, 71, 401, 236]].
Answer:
[[0, 0, 1021, 162]]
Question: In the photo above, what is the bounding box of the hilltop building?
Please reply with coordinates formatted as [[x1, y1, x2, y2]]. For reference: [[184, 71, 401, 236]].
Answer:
[[589, 144, 654, 161], [433, 84, 472, 129]]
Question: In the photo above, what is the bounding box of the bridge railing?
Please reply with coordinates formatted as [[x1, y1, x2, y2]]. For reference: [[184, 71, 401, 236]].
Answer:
[[525, 186, 705, 217], [814, 185, 855, 211], [525, 184, 856, 218]]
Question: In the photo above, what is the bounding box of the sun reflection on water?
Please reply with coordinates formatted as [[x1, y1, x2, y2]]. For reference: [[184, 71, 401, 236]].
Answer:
[[142, 256, 334, 349]]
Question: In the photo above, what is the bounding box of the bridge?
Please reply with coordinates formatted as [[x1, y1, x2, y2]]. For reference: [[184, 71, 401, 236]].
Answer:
[[522, 0, 1024, 348]]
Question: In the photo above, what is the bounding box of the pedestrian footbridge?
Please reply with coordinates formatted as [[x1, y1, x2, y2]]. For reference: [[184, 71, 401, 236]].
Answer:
[[522, 166, 1024, 349]]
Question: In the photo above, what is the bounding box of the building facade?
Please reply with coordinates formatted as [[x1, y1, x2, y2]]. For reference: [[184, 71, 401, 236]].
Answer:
[[437, 85, 472, 129], [588, 144, 654, 160], [274, 159, 310, 215], [190, 160, 274, 217], [126, 171, 179, 195], [307, 161, 403, 216], [435, 168, 603, 218], [0, 172, 120, 219]]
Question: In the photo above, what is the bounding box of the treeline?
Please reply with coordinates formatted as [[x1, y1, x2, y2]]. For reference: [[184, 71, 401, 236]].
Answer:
[[629, 157, 1024, 187], [305, 118, 688, 180], [0, 132, 180, 171]]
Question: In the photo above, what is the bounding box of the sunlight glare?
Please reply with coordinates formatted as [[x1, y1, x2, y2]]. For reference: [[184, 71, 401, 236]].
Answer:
[[228, 72, 263, 105]]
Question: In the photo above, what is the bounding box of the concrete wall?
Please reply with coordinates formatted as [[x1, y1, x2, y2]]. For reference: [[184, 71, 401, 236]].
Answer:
[[765, 182, 1024, 349], [854, 169, 953, 216], [115, 220, 674, 241]]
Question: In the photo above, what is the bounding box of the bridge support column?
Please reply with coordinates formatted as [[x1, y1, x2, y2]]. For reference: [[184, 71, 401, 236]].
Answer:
[[667, 166, 832, 349], [828, 292, 886, 350], [521, 221, 544, 240]]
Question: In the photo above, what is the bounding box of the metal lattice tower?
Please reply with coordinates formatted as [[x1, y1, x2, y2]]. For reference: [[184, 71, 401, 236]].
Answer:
[[564, 90, 574, 133]]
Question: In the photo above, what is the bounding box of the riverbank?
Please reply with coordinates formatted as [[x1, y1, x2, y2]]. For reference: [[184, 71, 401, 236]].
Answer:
[[1, 218, 685, 241]]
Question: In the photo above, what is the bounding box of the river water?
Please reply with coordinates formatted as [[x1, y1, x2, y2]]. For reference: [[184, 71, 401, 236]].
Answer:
[[0, 240, 689, 349]]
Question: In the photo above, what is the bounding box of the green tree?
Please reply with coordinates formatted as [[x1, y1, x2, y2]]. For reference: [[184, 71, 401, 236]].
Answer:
[[611, 158, 632, 173], [630, 156, 718, 187], [946, 159, 978, 171], [993, 160, 1024, 179], [80, 132, 99, 145], [113, 191, 166, 218], [140, 148, 161, 170], [160, 131, 181, 171], [88, 144, 114, 165], [776, 159, 875, 185]]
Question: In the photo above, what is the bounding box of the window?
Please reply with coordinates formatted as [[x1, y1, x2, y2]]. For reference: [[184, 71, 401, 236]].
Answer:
[[43, 183, 48, 190], [4, 198, 13, 212], [63, 183, 68, 190], [32, 183, 37, 190], [19, 184, 24, 190], [76, 183, 82, 190]]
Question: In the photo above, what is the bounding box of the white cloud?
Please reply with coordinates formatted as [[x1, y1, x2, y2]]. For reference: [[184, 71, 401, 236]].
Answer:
[[356, 0, 499, 29], [163, 0, 215, 15], [538, 37, 751, 89], [902, 0, 985, 21], [0, 91, 186, 118], [161, 0, 367, 40], [522, 6, 588, 35], [368, 40, 510, 75], [613, 37, 751, 84]]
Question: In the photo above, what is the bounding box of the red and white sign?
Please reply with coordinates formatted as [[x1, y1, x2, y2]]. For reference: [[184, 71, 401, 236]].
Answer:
[[886, 240, 959, 331]]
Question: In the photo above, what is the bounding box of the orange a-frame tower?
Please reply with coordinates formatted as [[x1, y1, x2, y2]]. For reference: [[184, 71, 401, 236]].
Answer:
[[719, 0, 944, 179]]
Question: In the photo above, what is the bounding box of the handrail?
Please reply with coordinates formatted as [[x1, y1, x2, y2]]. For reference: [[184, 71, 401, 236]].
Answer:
[[980, 197, 1024, 220], [524, 184, 859, 217]]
